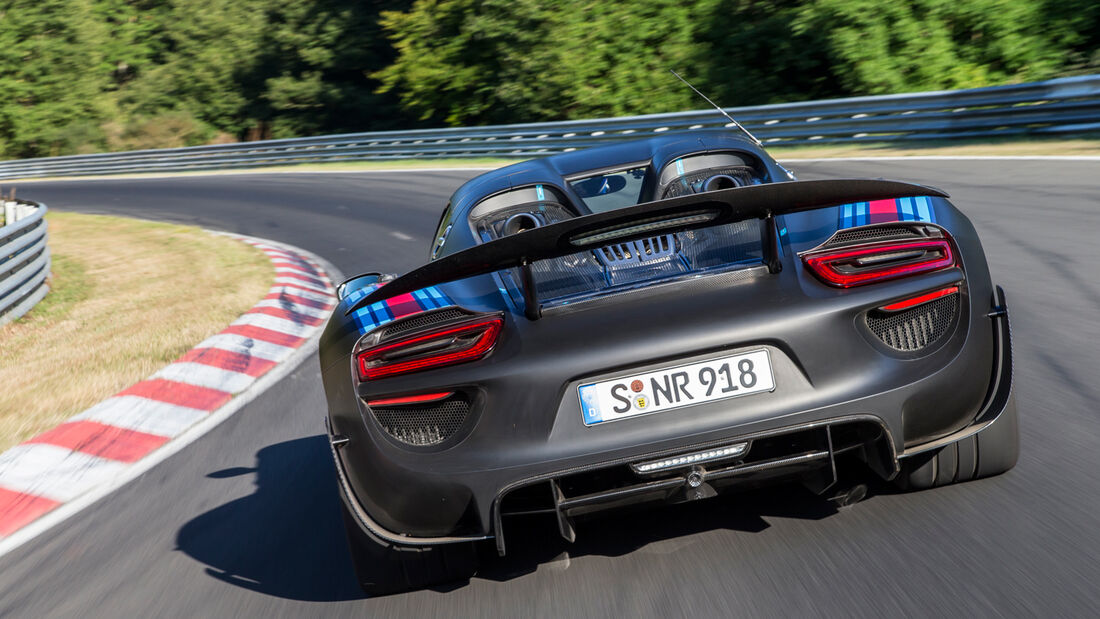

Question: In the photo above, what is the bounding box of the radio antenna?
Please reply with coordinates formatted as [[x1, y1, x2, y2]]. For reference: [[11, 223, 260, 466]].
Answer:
[[669, 69, 761, 146]]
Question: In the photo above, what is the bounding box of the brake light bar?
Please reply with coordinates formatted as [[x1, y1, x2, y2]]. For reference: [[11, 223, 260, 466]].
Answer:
[[880, 286, 959, 312], [357, 317, 503, 380], [366, 392, 455, 407], [802, 238, 955, 288]]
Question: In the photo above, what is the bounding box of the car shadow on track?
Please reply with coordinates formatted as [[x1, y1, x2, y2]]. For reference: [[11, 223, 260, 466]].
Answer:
[[175, 435, 364, 602], [175, 436, 859, 600]]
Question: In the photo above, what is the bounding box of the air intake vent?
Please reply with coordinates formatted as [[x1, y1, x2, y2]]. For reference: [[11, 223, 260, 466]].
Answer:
[[825, 225, 926, 247], [661, 166, 755, 199], [594, 234, 677, 267], [370, 394, 470, 447], [866, 292, 959, 352], [377, 308, 469, 341]]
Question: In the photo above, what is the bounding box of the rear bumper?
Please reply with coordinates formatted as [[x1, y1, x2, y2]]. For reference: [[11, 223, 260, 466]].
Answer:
[[332, 285, 1014, 549]]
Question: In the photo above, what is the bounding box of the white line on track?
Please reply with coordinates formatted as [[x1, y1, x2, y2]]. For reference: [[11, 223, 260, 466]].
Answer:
[[192, 334, 297, 363], [390, 231, 414, 241], [233, 312, 318, 337], [252, 298, 331, 319], [152, 363, 255, 394], [0, 445, 129, 503], [70, 396, 209, 438]]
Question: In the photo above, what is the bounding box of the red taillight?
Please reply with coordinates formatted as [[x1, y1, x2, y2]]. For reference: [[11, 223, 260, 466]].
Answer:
[[880, 286, 959, 312], [366, 392, 454, 407], [802, 238, 955, 288], [356, 318, 503, 380]]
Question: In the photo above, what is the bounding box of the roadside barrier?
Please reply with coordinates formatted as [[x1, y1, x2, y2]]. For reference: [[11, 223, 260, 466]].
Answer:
[[0, 74, 1097, 180], [0, 200, 48, 326]]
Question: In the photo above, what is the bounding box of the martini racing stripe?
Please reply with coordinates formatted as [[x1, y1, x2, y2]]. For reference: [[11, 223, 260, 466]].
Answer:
[[837, 196, 937, 229]]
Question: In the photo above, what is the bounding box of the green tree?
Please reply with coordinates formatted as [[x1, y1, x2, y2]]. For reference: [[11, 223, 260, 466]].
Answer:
[[252, 0, 412, 138], [0, 0, 113, 157]]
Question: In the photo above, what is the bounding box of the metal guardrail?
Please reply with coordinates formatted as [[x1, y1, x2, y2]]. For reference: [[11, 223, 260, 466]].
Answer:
[[1, 75, 1098, 180], [0, 200, 50, 326]]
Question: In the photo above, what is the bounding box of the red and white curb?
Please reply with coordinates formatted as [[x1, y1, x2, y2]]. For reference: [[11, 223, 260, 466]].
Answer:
[[0, 233, 340, 555]]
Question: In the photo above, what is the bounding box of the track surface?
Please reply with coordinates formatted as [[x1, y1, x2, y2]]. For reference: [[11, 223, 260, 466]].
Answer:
[[2, 161, 1098, 616]]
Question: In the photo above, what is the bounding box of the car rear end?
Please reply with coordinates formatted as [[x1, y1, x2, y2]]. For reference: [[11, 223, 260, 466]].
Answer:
[[323, 188, 1013, 554]]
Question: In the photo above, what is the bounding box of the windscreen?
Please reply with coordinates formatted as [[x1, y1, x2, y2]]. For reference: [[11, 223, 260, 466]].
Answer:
[[569, 167, 648, 213]]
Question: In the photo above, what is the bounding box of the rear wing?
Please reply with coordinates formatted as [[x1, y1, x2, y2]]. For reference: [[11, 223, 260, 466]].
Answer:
[[348, 179, 949, 319]]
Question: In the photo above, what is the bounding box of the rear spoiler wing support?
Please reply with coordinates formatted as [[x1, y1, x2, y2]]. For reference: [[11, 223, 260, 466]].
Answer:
[[347, 179, 949, 319]]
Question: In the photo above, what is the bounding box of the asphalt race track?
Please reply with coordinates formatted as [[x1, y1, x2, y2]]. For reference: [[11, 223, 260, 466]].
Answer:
[[2, 159, 1098, 616]]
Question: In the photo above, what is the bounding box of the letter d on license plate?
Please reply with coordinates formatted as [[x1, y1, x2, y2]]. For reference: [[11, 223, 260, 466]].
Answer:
[[578, 349, 775, 425]]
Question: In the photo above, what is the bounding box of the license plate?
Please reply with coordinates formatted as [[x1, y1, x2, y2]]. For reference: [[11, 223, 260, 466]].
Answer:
[[579, 349, 775, 425]]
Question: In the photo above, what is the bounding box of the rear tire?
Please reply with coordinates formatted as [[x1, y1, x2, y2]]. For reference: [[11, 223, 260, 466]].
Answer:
[[896, 393, 1019, 491], [340, 502, 478, 596]]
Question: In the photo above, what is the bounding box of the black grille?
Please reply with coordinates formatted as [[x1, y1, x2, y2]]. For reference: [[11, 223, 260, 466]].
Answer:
[[866, 293, 959, 352], [370, 396, 470, 446], [826, 225, 924, 247], [660, 166, 756, 199], [377, 308, 468, 340], [594, 235, 677, 265]]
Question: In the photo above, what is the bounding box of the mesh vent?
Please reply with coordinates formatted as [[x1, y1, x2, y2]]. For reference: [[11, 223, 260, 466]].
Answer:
[[371, 396, 470, 446], [826, 226, 924, 247], [661, 167, 756, 199], [594, 235, 677, 266], [866, 293, 959, 352], [378, 308, 468, 340]]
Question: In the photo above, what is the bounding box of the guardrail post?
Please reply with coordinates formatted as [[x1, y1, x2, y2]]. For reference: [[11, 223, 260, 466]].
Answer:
[[0, 200, 51, 327]]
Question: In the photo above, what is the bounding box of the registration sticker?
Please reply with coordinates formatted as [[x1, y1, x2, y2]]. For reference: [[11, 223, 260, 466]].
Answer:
[[579, 349, 775, 425]]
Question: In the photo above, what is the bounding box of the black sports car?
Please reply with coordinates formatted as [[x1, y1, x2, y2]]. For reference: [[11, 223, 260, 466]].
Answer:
[[319, 129, 1018, 594]]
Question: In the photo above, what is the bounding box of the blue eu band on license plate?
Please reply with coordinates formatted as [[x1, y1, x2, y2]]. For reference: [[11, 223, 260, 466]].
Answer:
[[578, 349, 775, 425]]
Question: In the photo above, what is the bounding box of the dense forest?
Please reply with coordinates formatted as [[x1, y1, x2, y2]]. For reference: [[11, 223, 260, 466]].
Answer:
[[0, 0, 1097, 158]]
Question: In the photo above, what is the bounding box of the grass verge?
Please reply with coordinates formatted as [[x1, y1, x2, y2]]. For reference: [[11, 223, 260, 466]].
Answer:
[[0, 212, 272, 452]]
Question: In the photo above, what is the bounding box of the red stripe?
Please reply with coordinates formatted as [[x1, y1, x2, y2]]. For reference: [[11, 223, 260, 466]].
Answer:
[[384, 292, 424, 319], [248, 305, 324, 327], [0, 487, 61, 536], [262, 250, 308, 264], [221, 324, 305, 348], [367, 392, 455, 407], [275, 280, 331, 295], [868, 199, 900, 224], [27, 421, 169, 463], [119, 379, 231, 411], [177, 347, 276, 377], [264, 292, 332, 311], [271, 260, 320, 276], [274, 271, 327, 287], [881, 286, 959, 311]]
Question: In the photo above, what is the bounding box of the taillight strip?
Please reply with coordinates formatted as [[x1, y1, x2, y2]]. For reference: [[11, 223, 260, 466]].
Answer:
[[367, 392, 455, 407], [357, 317, 503, 380], [880, 286, 959, 312], [802, 238, 955, 288]]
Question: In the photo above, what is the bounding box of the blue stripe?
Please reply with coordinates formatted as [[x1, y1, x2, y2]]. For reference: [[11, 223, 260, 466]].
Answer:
[[427, 286, 450, 306], [675, 159, 684, 175], [411, 288, 433, 309], [899, 197, 915, 221], [842, 203, 853, 228], [916, 196, 934, 222]]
